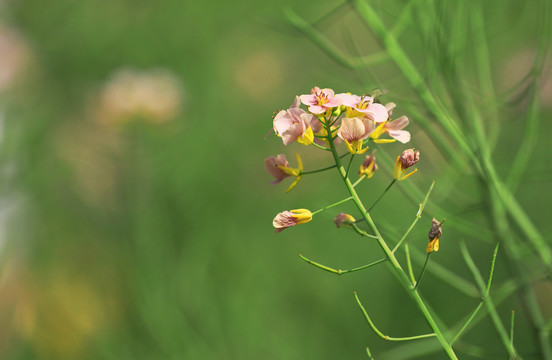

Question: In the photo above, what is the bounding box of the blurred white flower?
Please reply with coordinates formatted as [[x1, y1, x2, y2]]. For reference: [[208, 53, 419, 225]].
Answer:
[[0, 26, 32, 92], [95, 68, 184, 124]]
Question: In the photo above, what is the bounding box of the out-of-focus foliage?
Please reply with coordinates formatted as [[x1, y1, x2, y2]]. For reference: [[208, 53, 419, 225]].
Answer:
[[0, 0, 550, 359]]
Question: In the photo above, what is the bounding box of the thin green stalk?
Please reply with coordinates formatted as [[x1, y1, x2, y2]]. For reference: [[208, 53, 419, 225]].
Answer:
[[459, 241, 520, 359], [352, 174, 367, 187], [366, 347, 375, 360], [311, 142, 330, 151], [355, 292, 437, 341], [351, 223, 378, 239], [312, 196, 353, 216], [285, 8, 390, 70], [324, 122, 458, 359], [510, 311, 515, 350], [404, 241, 416, 285], [366, 179, 396, 213], [414, 253, 431, 290], [450, 303, 484, 345], [392, 181, 436, 253], [301, 163, 337, 175], [300, 254, 386, 275], [346, 154, 355, 178], [451, 241, 500, 345]]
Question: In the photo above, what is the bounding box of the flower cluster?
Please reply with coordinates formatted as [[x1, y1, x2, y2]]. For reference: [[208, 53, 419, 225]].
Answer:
[[266, 86, 419, 233]]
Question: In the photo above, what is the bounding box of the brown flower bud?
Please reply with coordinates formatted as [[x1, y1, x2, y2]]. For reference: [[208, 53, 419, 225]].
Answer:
[[426, 218, 443, 253], [399, 149, 420, 169]]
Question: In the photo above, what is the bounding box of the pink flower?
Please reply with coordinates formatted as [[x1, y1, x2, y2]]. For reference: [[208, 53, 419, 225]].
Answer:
[[341, 94, 388, 123], [264, 153, 303, 192], [337, 117, 376, 154], [299, 87, 344, 114], [264, 154, 291, 184], [273, 107, 316, 145], [273, 209, 313, 233]]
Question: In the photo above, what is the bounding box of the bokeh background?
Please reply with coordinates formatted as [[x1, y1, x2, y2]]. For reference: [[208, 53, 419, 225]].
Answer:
[[0, 0, 551, 359]]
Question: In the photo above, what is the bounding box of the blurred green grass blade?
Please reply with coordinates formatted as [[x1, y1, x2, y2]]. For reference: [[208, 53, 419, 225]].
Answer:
[[285, 8, 390, 69]]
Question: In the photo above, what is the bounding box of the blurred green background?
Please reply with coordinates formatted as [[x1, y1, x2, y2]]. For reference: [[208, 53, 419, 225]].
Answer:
[[0, 0, 551, 359]]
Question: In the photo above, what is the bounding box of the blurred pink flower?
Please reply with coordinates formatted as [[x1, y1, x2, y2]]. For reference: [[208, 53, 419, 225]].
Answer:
[[300, 87, 344, 114]]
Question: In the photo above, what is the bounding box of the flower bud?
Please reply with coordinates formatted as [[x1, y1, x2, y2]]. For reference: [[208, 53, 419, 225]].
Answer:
[[359, 154, 378, 179], [334, 213, 356, 228], [273, 209, 313, 233], [393, 149, 420, 180], [426, 218, 443, 253]]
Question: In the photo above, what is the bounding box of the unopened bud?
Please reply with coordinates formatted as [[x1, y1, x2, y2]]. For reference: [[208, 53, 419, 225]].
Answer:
[[426, 218, 444, 253]]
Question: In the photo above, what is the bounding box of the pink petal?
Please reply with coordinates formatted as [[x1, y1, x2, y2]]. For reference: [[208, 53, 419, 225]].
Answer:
[[338, 117, 366, 142], [361, 118, 376, 138], [307, 105, 326, 114], [273, 110, 293, 135], [291, 96, 301, 108], [264, 155, 289, 183], [385, 102, 396, 116], [386, 115, 409, 131], [340, 94, 361, 107], [388, 130, 411, 143], [300, 94, 317, 106], [325, 96, 343, 108], [320, 88, 335, 97], [281, 123, 304, 145], [363, 103, 389, 123]]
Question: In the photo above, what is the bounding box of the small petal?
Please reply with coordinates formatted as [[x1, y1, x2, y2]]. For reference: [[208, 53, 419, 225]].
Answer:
[[363, 103, 389, 122], [388, 130, 411, 143]]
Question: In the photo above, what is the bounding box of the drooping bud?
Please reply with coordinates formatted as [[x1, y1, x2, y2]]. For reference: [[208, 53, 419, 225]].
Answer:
[[334, 213, 356, 228], [426, 218, 443, 253]]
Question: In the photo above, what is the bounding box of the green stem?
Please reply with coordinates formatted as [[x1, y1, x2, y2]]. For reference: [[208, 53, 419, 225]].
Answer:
[[366, 347, 375, 360], [346, 154, 355, 178], [352, 174, 367, 187], [301, 163, 337, 175], [392, 181, 435, 253], [351, 223, 378, 238], [355, 292, 437, 341], [324, 121, 458, 359], [311, 142, 331, 151], [312, 196, 353, 216], [414, 253, 431, 290], [404, 241, 416, 285], [451, 241, 500, 345], [300, 254, 386, 275], [450, 302, 484, 345], [459, 241, 520, 358], [510, 311, 515, 350], [366, 179, 396, 213]]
